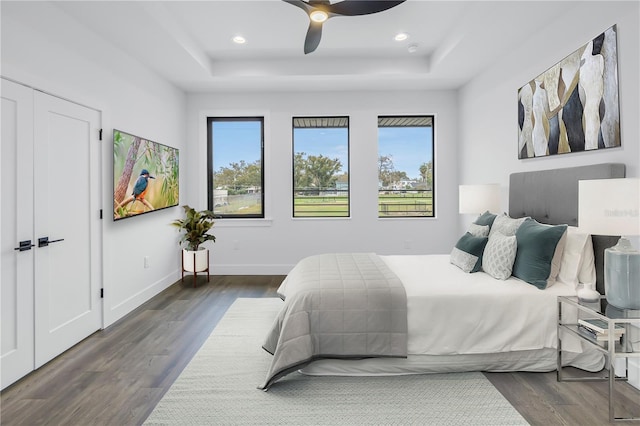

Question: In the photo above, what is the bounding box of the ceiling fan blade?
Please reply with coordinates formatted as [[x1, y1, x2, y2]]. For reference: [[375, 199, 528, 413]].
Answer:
[[304, 20, 323, 54], [282, 0, 313, 13], [328, 0, 406, 16], [283, 0, 403, 54]]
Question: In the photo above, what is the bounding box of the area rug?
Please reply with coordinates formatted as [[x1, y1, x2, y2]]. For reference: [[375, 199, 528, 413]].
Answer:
[[144, 298, 529, 425]]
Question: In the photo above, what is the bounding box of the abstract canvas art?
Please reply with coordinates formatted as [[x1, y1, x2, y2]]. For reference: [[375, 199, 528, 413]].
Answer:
[[517, 25, 620, 159]]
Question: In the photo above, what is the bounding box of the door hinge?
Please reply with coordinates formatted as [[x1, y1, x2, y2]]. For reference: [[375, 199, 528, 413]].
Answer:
[[99, 128, 103, 141], [100, 288, 104, 298]]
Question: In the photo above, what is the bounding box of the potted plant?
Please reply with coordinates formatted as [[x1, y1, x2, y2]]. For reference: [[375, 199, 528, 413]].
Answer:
[[171, 205, 216, 281]]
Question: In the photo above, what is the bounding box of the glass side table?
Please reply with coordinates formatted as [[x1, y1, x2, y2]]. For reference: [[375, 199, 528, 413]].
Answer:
[[557, 295, 640, 422]]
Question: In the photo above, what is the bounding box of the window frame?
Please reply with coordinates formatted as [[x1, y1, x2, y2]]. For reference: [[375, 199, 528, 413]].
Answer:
[[377, 115, 435, 219], [207, 116, 265, 219], [291, 116, 351, 218]]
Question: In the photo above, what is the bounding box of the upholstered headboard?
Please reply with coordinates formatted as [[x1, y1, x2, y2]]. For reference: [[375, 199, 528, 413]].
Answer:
[[509, 163, 626, 294]]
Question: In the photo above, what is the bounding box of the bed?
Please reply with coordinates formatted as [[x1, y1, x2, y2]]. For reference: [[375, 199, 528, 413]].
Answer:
[[260, 163, 626, 390]]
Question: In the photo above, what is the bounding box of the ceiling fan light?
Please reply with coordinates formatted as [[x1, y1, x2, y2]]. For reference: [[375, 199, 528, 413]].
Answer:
[[310, 10, 328, 23]]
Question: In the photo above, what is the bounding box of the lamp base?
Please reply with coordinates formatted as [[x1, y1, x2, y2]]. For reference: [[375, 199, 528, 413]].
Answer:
[[604, 237, 640, 310], [577, 284, 601, 303]]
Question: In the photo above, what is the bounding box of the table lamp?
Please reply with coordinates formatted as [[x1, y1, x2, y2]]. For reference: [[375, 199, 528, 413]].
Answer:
[[459, 184, 501, 215], [578, 178, 640, 310]]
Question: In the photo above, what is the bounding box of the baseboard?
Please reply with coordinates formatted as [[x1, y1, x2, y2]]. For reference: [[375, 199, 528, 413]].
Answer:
[[212, 264, 295, 275], [104, 270, 180, 327]]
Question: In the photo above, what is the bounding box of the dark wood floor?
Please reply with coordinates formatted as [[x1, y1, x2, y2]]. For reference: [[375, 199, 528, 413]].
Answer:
[[1, 275, 638, 425]]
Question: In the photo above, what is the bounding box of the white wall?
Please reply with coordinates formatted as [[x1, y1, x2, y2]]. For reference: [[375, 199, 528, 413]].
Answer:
[[457, 1, 640, 225], [1, 2, 187, 327], [3, 0, 637, 334], [457, 1, 640, 390], [186, 90, 459, 274]]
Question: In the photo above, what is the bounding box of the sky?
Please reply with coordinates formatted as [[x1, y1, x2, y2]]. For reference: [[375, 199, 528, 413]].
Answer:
[[211, 120, 262, 171], [378, 126, 433, 179], [211, 120, 433, 180], [294, 128, 349, 173]]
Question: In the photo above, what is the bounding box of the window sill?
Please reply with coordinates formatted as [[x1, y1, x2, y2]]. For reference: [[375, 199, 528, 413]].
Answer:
[[291, 217, 351, 220], [377, 216, 437, 220], [214, 219, 273, 227]]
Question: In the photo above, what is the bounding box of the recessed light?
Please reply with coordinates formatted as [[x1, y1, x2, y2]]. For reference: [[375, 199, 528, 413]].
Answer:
[[408, 44, 418, 53], [233, 35, 246, 44], [394, 32, 409, 42]]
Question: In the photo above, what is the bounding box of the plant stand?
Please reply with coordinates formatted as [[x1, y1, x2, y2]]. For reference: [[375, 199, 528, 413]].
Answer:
[[181, 249, 210, 288]]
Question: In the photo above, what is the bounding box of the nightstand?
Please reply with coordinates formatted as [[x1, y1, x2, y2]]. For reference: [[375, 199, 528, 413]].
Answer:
[[557, 295, 640, 422]]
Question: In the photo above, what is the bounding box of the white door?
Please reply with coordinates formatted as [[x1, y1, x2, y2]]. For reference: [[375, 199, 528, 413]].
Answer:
[[1, 80, 102, 388], [33, 91, 102, 368], [1, 80, 36, 388]]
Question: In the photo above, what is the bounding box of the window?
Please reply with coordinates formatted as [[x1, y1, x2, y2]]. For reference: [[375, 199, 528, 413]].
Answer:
[[207, 117, 264, 218], [377, 115, 434, 218], [292, 116, 349, 217]]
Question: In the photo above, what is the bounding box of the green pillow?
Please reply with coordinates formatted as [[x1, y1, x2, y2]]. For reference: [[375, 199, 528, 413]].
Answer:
[[512, 218, 568, 289], [474, 211, 497, 227], [450, 232, 489, 273]]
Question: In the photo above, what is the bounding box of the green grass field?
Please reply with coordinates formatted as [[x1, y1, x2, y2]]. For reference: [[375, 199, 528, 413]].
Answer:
[[215, 192, 434, 217], [293, 193, 433, 217]]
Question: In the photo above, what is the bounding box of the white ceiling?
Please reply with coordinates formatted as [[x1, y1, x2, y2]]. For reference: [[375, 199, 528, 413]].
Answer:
[[10, 1, 576, 93]]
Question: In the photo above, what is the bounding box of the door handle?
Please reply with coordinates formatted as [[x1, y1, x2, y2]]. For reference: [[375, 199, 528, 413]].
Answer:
[[14, 240, 35, 251], [38, 237, 65, 247]]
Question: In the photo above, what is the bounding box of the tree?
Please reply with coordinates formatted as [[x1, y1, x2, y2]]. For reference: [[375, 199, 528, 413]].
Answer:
[[334, 172, 349, 183], [293, 152, 311, 189], [293, 152, 342, 191], [213, 160, 261, 194], [389, 170, 409, 186], [305, 155, 342, 189], [378, 155, 395, 187], [113, 131, 141, 209], [420, 161, 433, 189], [240, 161, 261, 189]]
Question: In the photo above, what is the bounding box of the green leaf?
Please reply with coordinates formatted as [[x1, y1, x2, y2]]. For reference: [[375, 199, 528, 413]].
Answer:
[[170, 205, 216, 251]]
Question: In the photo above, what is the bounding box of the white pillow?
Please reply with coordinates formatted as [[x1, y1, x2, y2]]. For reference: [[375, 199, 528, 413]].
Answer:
[[547, 225, 568, 288], [467, 223, 490, 237], [557, 226, 597, 288], [488, 214, 528, 239], [482, 232, 518, 280], [578, 233, 596, 286]]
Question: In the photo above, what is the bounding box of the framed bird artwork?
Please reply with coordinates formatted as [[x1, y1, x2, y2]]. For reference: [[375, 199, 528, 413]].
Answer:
[[113, 129, 179, 221]]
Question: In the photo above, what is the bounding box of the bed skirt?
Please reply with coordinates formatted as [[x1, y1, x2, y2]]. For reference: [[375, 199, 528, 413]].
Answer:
[[298, 346, 604, 376]]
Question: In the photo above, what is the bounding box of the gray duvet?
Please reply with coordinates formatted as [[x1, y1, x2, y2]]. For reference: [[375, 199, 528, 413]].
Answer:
[[260, 253, 407, 390]]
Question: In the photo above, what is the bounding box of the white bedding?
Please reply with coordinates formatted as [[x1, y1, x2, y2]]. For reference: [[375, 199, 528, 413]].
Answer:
[[383, 254, 579, 355], [298, 254, 604, 376]]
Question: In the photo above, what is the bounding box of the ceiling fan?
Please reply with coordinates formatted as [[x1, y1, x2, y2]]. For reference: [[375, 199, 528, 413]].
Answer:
[[282, 0, 407, 54]]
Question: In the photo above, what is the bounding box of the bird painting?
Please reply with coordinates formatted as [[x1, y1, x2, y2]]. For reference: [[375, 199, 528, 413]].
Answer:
[[116, 169, 156, 213]]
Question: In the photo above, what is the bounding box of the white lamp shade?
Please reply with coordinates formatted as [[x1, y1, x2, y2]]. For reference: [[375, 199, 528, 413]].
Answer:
[[578, 178, 640, 236], [459, 184, 500, 214]]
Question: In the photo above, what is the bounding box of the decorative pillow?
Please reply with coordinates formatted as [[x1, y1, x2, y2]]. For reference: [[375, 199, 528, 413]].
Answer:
[[467, 223, 490, 237], [557, 226, 592, 288], [474, 211, 497, 228], [578, 233, 597, 286], [488, 214, 528, 239], [482, 232, 517, 280], [548, 229, 568, 287], [512, 218, 568, 289], [558, 226, 596, 288], [450, 232, 489, 273]]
